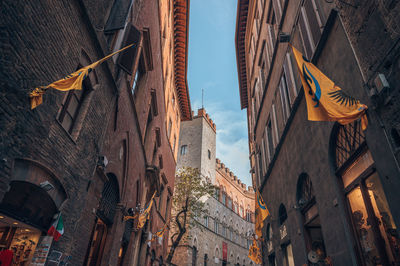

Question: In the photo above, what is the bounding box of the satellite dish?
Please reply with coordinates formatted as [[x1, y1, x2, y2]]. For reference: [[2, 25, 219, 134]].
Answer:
[[308, 250, 319, 263]]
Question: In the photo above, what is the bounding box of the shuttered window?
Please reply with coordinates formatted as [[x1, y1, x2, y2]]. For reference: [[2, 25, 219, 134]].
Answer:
[[117, 23, 141, 74], [104, 0, 133, 33]]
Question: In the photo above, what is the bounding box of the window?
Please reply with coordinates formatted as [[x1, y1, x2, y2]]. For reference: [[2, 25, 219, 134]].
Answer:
[[283, 52, 298, 104], [204, 216, 209, 228], [279, 73, 291, 122], [204, 254, 208, 266], [278, 204, 287, 225], [192, 246, 197, 266], [214, 187, 220, 200], [214, 220, 219, 234], [222, 192, 226, 205], [180, 145, 187, 155], [227, 197, 232, 209], [266, 119, 274, 158], [165, 196, 170, 219], [58, 83, 87, 134], [168, 119, 172, 139], [208, 149, 211, 159], [158, 185, 164, 211]]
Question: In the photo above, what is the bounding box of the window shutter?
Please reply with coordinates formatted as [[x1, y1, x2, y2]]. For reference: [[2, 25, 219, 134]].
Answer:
[[117, 23, 141, 74], [104, 0, 132, 33]]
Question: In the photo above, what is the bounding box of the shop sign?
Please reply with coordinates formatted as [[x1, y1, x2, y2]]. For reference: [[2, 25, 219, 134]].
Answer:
[[31, 236, 53, 266]]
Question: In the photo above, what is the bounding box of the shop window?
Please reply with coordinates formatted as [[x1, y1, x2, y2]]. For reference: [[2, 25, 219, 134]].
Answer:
[[331, 122, 400, 265]]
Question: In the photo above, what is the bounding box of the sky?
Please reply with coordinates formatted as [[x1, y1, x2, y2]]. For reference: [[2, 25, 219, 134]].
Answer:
[[187, 0, 252, 186]]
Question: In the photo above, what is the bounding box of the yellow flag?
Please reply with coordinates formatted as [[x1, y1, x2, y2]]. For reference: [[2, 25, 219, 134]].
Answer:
[[123, 213, 138, 221], [291, 45, 368, 130], [29, 44, 135, 109], [255, 190, 269, 238], [248, 239, 262, 264], [137, 191, 156, 229]]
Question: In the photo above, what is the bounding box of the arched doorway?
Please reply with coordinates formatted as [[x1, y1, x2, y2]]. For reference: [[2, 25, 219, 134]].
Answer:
[[331, 121, 400, 265], [85, 174, 120, 266], [296, 173, 327, 264]]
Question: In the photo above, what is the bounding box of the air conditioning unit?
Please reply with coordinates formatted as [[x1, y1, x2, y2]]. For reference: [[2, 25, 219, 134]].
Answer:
[[369, 73, 391, 108]]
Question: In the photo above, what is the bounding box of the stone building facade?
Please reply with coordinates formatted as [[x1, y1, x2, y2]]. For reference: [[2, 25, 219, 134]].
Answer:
[[172, 109, 258, 266], [236, 0, 400, 265], [0, 0, 190, 265]]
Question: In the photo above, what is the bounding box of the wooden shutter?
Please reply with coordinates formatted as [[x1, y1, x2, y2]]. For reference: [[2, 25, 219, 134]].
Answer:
[[104, 0, 132, 33], [117, 23, 141, 74]]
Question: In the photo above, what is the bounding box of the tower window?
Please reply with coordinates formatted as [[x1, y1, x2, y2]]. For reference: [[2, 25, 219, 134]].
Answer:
[[208, 149, 211, 159], [180, 145, 187, 155]]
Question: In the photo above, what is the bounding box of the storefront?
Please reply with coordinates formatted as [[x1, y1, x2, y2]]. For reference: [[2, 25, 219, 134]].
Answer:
[[0, 159, 67, 265], [332, 122, 400, 265]]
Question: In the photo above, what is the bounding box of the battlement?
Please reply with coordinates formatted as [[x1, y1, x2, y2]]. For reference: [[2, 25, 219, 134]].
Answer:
[[193, 108, 216, 132], [216, 158, 254, 193]]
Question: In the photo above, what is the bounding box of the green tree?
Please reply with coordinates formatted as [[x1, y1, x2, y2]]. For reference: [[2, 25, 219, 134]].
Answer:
[[166, 167, 214, 264]]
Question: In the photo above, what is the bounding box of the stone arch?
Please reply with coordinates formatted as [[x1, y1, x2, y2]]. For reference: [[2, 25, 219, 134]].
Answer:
[[0, 181, 58, 232], [10, 158, 68, 209]]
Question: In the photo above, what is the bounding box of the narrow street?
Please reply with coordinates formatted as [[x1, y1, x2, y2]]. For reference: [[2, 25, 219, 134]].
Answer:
[[0, 1, 399, 266]]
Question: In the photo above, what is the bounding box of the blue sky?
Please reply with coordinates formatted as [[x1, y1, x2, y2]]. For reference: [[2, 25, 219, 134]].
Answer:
[[187, 0, 251, 186]]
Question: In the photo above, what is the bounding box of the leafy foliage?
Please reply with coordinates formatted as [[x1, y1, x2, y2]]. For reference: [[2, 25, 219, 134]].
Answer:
[[167, 167, 214, 263]]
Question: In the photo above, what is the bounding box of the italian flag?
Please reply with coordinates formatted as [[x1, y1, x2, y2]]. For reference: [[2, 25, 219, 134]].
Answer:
[[48, 213, 64, 241]]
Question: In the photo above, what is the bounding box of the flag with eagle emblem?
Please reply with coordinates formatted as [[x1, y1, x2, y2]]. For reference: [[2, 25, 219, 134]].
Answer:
[[291, 45, 368, 130]]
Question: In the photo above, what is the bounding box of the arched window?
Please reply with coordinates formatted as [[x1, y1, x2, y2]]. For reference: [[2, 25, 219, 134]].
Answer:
[[331, 122, 400, 265], [278, 204, 287, 225], [97, 174, 120, 225]]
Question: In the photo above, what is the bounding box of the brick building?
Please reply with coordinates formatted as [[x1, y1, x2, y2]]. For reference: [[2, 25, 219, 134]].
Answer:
[[171, 109, 258, 266], [0, 0, 190, 265], [236, 0, 400, 265]]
